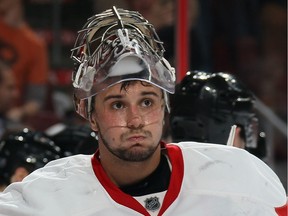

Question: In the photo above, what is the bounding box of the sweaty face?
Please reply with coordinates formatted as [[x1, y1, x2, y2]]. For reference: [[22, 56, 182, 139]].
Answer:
[[90, 81, 165, 162]]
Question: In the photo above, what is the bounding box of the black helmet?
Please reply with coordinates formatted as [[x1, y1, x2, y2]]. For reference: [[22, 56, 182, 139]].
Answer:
[[170, 71, 265, 156], [0, 128, 61, 185], [46, 124, 98, 156]]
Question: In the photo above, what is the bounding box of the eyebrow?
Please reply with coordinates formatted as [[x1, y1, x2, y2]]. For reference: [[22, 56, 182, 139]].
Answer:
[[103, 91, 161, 102]]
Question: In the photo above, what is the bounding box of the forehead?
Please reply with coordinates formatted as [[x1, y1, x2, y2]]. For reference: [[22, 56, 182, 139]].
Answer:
[[97, 81, 162, 98]]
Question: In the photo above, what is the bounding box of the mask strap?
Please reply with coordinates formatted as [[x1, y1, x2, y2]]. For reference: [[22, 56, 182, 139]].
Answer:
[[164, 92, 171, 113]]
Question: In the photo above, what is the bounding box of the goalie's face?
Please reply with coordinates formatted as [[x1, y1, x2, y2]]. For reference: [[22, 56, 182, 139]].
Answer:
[[89, 81, 165, 162]]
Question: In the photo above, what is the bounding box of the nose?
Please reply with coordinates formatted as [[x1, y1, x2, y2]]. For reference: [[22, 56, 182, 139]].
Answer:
[[126, 106, 144, 129]]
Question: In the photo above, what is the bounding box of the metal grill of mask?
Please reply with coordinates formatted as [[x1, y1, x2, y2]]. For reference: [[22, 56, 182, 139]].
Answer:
[[71, 7, 175, 100]]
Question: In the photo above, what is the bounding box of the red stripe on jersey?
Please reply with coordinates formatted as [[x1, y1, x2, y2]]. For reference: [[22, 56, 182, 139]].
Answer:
[[91, 142, 184, 215], [275, 203, 287, 216], [158, 143, 184, 215]]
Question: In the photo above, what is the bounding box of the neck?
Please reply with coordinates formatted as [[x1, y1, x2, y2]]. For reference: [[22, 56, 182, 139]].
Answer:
[[98, 144, 162, 187]]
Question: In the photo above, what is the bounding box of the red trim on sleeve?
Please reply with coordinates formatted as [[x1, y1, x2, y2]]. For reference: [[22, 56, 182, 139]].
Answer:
[[275, 203, 287, 216]]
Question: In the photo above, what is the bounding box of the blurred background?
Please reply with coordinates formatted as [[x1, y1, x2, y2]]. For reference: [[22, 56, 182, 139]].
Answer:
[[0, 0, 287, 189]]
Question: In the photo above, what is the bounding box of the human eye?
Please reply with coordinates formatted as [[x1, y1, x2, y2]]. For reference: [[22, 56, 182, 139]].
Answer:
[[112, 101, 124, 110], [141, 98, 153, 107]]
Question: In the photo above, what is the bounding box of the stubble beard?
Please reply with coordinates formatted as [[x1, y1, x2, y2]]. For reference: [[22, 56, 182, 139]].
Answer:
[[97, 128, 161, 162]]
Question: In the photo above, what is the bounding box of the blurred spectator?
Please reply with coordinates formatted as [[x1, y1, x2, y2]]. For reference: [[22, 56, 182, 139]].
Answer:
[[257, 0, 286, 115], [93, 0, 128, 13], [0, 61, 21, 138], [258, 0, 287, 190], [125, 0, 175, 30], [93, 0, 199, 65], [193, 0, 287, 117], [124, 0, 199, 66], [0, 0, 49, 124]]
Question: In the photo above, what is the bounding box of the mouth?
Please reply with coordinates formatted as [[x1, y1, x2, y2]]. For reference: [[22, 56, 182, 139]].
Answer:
[[127, 135, 146, 142]]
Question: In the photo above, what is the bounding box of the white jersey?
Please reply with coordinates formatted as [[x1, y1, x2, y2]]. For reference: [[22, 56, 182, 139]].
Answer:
[[0, 142, 286, 216]]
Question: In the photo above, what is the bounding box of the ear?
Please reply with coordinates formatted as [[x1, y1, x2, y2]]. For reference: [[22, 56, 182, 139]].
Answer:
[[89, 115, 98, 132]]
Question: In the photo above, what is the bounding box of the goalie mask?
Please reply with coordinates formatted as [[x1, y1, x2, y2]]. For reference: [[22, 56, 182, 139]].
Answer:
[[170, 71, 263, 155], [71, 6, 175, 119]]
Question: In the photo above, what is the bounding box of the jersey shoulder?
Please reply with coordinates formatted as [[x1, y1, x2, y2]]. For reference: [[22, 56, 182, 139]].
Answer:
[[170, 142, 287, 208]]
